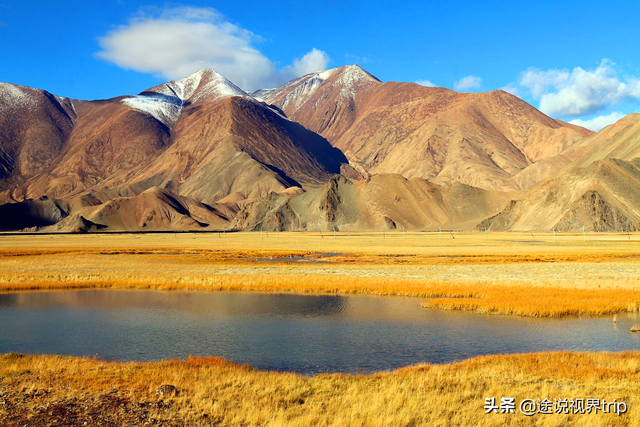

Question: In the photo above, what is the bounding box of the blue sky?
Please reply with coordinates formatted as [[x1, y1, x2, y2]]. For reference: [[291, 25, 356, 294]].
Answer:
[[1, 0, 639, 130]]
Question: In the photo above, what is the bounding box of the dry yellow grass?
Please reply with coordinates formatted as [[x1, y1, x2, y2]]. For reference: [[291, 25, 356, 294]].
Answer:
[[1, 352, 638, 426], [1, 275, 640, 318], [1, 231, 640, 317]]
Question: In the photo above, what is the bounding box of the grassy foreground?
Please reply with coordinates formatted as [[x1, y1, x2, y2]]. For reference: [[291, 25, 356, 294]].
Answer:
[[0, 352, 638, 426], [1, 231, 640, 316]]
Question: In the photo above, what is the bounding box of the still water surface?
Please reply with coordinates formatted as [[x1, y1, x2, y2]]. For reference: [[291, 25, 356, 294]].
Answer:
[[1, 290, 639, 374]]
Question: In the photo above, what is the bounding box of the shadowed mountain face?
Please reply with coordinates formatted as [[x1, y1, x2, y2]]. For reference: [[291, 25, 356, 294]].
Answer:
[[0, 196, 69, 231], [0, 83, 76, 192], [257, 65, 593, 192]]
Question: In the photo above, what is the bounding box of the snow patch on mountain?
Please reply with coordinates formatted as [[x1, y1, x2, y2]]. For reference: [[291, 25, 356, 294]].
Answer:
[[0, 83, 38, 114], [51, 95, 77, 124], [122, 94, 183, 128], [54, 95, 75, 114], [122, 69, 249, 128], [250, 88, 276, 102], [0, 83, 76, 127], [153, 69, 248, 103], [279, 68, 335, 113], [336, 65, 380, 99]]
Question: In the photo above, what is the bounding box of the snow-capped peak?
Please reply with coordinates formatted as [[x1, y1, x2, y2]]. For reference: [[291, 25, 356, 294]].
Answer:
[[155, 69, 248, 103], [335, 65, 380, 99], [0, 83, 76, 124], [337, 65, 380, 84], [121, 69, 249, 128], [254, 65, 381, 113], [276, 68, 337, 113]]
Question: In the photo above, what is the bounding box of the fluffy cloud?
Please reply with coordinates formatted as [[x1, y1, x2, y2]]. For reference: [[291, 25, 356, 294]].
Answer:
[[517, 60, 640, 117], [569, 111, 625, 131], [281, 49, 330, 83], [454, 75, 482, 91], [96, 7, 330, 91], [415, 79, 436, 87]]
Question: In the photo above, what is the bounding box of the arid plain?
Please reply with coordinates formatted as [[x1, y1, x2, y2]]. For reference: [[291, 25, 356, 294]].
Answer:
[[1, 231, 640, 425]]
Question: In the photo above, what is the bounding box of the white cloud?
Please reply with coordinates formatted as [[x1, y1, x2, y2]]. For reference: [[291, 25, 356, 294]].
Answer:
[[281, 49, 330, 82], [96, 7, 330, 91], [454, 75, 482, 91], [416, 79, 436, 87], [569, 111, 625, 131], [516, 60, 640, 117]]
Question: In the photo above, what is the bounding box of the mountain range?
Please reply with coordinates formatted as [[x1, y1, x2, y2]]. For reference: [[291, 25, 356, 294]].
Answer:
[[1, 65, 638, 232]]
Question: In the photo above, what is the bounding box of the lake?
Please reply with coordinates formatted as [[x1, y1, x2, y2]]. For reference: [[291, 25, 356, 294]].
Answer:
[[1, 290, 639, 374]]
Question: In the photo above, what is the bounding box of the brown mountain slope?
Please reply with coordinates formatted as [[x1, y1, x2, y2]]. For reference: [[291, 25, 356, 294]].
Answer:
[[258, 66, 592, 191], [0, 83, 76, 196], [232, 174, 510, 231], [479, 158, 640, 231], [137, 95, 347, 205], [570, 113, 640, 168], [14, 96, 173, 202]]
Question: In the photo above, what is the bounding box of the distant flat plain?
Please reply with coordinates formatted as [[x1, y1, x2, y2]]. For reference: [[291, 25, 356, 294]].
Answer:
[[1, 231, 639, 426], [1, 230, 640, 316]]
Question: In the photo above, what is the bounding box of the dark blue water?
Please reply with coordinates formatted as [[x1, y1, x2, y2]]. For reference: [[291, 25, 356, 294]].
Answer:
[[0, 290, 638, 374]]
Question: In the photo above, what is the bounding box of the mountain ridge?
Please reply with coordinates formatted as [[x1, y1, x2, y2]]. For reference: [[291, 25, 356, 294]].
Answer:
[[258, 67, 593, 192], [5, 65, 639, 233]]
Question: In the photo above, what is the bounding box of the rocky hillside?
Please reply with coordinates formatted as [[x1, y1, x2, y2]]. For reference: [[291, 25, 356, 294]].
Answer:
[[233, 174, 510, 231], [480, 158, 640, 232]]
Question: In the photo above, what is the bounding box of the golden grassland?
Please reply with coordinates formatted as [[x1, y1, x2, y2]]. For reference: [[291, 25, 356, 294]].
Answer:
[[1, 352, 639, 426], [1, 231, 640, 317]]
